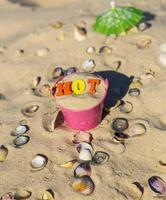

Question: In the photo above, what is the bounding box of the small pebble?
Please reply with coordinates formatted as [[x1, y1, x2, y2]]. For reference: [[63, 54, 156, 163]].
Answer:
[[36, 47, 49, 57], [159, 42, 166, 53], [159, 53, 166, 66]]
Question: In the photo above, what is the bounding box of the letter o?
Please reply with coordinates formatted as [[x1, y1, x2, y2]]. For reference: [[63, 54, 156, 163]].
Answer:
[[72, 79, 86, 94]]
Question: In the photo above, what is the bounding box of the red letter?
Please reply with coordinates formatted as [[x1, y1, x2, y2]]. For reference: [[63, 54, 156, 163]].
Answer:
[[56, 81, 72, 96], [88, 79, 101, 94]]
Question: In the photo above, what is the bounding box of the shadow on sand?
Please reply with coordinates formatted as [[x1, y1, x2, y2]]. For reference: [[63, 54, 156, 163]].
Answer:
[[93, 70, 132, 117]]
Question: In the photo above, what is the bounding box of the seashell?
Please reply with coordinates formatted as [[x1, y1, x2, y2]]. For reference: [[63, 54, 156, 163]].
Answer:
[[148, 176, 166, 195], [0, 145, 8, 162], [127, 182, 144, 199], [51, 21, 63, 29], [13, 135, 30, 147], [128, 123, 146, 137], [113, 132, 129, 142], [159, 154, 166, 166], [112, 60, 122, 71], [128, 88, 140, 97], [36, 47, 49, 57], [19, 119, 28, 126], [41, 189, 54, 200], [74, 163, 91, 177], [159, 54, 166, 66], [0, 192, 14, 200], [42, 109, 64, 132], [73, 132, 93, 144], [60, 159, 77, 168], [78, 149, 92, 162], [31, 76, 41, 89], [86, 47, 96, 54], [49, 67, 63, 81], [82, 59, 96, 72], [64, 67, 79, 76], [92, 151, 110, 165], [21, 105, 39, 118], [30, 154, 48, 171], [11, 125, 29, 136], [136, 37, 152, 49], [119, 101, 133, 113], [56, 33, 66, 41], [77, 142, 93, 154], [112, 118, 129, 132], [14, 188, 32, 199], [159, 42, 166, 53], [74, 22, 87, 42], [33, 84, 51, 97], [99, 46, 112, 54], [137, 22, 149, 31], [72, 175, 95, 195], [104, 100, 122, 113]]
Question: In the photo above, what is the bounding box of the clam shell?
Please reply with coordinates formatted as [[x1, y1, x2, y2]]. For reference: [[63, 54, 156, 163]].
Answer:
[[86, 47, 96, 54], [78, 149, 92, 162], [30, 154, 48, 171], [42, 109, 64, 132], [11, 125, 29, 136], [113, 132, 129, 142], [13, 135, 30, 147], [49, 67, 63, 81], [74, 25, 87, 42], [0, 192, 14, 200], [14, 188, 32, 199], [72, 132, 93, 144], [148, 176, 166, 195], [82, 60, 96, 72], [77, 142, 93, 154], [31, 76, 41, 89], [42, 189, 54, 200], [92, 151, 110, 165], [128, 123, 147, 137], [112, 118, 129, 132], [21, 105, 39, 118], [128, 88, 140, 97], [159, 154, 166, 166], [0, 145, 8, 162], [127, 182, 144, 199], [72, 176, 95, 195], [74, 163, 91, 177], [33, 84, 51, 97], [60, 159, 77, 168], [99, 46, 112, 54], [119, 101, 133, 113], [64, 67, 79, 76], [137, 22, 149, 31], [36, 47, 49, 57]]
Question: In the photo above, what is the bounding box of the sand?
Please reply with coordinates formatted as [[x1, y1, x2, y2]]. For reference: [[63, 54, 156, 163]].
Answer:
[[55, 73, 105, 110], [0, 0, 166, 199]]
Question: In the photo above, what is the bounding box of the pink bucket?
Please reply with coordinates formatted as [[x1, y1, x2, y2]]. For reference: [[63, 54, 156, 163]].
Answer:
[[52, 74, 108, 131]]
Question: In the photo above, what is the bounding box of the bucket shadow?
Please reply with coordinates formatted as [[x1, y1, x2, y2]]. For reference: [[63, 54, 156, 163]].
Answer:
[[93, 71, 132, 117]]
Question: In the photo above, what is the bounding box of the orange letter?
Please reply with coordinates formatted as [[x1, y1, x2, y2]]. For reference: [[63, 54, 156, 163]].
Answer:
[[88, 79, 101, 94], [56, 81, 72, 96]]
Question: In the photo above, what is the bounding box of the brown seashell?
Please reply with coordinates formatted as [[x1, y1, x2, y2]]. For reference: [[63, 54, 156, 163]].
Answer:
[[31, 76, 41, 89], [72, 176, 95, 195], [74, 21, 87, 42], [74, 162, 91, 177], [21, 105, 39, 117], [42, 109, 64, 132]]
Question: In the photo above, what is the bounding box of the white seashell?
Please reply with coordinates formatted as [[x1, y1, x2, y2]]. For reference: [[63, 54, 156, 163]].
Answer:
[[128, 123, 146, 137], [74, 25, 87, 42], [78, 149, 92, 161], [159, 53, 166, 66], [77, 142, 93, 154], [11, 125, 29, 136], [159, 42, 166, 52], [82, 59, 96, 72], [31, 154, 48, 170], [21, 105, 39, 118], [13, 135, 30, 147], [36, 47, 49, 57], [137, 22, 149, 31], [86, 47, 96, 54]]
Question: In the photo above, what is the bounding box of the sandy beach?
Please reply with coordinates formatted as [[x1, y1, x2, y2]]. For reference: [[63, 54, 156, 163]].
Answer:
[[1, 0, 166, 199]]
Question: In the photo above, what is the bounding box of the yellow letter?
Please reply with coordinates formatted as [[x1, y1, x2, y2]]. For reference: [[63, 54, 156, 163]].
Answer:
[[72, 79, 86, 94]]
